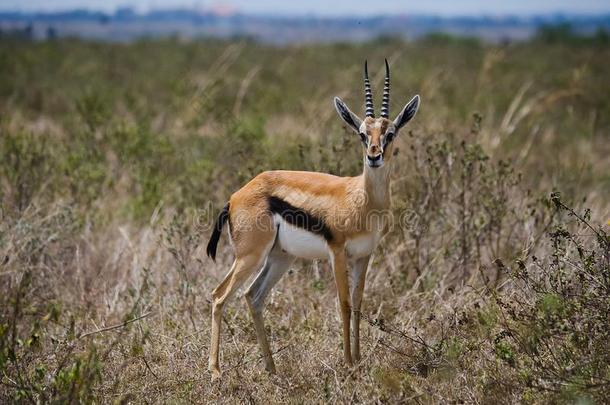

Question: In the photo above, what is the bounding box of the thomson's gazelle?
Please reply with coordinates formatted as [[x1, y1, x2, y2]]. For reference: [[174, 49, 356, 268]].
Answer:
[[207, 60, 420, 380]]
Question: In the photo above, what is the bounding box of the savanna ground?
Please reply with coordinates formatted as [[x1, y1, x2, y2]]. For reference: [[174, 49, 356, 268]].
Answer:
[[1, 32, 609, 403]]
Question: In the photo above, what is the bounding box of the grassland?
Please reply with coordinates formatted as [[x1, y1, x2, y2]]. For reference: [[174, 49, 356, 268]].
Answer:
[[0, 35, 609, 403]]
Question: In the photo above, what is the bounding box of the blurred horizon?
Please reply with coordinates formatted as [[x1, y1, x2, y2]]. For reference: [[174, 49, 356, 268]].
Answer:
[[1, 1, 609, 43], [3, 0, 610, 17]]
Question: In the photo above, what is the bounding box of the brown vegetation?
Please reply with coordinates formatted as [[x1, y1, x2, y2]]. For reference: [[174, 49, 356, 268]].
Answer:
[[0, 37, 609, 403]]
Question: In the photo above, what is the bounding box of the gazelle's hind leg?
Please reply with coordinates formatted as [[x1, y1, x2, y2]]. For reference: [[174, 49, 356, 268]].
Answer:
[[208, 224, 276, 380], [245, 246, 294, 373]]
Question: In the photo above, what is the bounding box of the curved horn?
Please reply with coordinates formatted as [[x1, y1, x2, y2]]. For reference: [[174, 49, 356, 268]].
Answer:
[[364, 60, 375, 118], [380, 58, 390, 118]]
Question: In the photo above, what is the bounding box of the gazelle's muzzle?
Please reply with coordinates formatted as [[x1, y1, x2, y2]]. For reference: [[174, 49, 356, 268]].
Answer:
[[366, 152, 383, 168], [367, 143, 381, 155]]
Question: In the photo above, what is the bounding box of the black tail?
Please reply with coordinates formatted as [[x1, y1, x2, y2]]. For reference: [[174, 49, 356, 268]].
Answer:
[[206, 203, 230, 261]]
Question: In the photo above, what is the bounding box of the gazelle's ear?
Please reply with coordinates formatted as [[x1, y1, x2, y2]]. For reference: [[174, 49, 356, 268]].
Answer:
[[393, 95, 420, 131], [334, 97, 363, 133]]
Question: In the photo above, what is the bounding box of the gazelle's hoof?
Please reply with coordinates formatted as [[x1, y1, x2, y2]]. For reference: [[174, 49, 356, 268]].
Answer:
[[209, 367, 221, 382], [265, 363, 277, 374]]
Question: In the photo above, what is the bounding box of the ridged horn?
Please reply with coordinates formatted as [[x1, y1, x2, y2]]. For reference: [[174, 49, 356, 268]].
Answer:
[[380, 58, 390, 118], [364, 60, 375, 118]]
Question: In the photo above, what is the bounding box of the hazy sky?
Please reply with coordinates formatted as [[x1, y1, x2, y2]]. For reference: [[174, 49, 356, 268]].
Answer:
[[2, 0, 610, 16]]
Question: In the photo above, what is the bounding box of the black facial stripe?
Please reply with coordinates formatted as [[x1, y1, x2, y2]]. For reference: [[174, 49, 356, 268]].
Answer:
[[268, 196, 333, 242], [382, 132, 394, 149]]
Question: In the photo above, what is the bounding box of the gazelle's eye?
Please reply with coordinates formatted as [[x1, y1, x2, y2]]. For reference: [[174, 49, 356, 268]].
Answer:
[[359, 132, 367, 144], [383, 132, 394, 148]]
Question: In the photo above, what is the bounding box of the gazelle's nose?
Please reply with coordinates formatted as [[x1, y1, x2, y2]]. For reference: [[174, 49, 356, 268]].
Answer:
[[369, 144, 380, 154]]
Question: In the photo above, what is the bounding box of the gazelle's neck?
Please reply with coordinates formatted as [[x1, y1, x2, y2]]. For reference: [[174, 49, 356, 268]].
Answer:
[[362, 159, 391, 208]]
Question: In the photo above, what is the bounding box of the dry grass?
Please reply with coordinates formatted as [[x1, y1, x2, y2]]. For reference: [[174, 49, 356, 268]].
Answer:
[[1, 37, 609, 403]]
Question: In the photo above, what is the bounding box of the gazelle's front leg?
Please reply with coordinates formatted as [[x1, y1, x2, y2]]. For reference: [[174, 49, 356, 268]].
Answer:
[[330, 246, 352, 366], [350, 255, 371, 362]]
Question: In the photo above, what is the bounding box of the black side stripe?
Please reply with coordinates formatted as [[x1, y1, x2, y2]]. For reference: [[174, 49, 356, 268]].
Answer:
[[268, 196, 333, 242]]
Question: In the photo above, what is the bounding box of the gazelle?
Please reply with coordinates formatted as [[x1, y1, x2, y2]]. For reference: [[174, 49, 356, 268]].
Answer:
[[206, 60, 419, 380]]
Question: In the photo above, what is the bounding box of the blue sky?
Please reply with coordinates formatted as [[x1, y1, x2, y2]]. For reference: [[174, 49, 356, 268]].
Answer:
[[2, 0, 610, 16]]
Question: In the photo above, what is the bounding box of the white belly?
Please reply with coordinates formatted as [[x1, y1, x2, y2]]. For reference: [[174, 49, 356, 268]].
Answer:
[[275, 216, 329, 260], [274, 216, 381, 261]]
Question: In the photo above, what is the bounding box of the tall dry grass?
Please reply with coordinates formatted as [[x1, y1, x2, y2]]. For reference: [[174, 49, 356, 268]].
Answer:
[[1, 36, 609, 402]]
